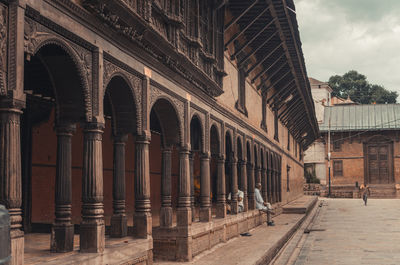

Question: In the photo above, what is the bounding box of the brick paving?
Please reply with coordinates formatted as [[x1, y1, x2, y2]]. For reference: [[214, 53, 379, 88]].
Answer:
[[294, 198, 400, 265]]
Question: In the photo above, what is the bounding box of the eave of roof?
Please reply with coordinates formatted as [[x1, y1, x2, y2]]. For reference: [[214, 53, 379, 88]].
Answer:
[[320, 104, 400, 132]]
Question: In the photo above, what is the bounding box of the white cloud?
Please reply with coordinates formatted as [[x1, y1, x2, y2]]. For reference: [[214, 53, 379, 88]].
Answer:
[[296, 0, 400, 96]]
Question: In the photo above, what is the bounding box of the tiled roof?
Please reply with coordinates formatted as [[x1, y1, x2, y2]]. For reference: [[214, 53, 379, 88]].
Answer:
[[320, 104, 400, 132]]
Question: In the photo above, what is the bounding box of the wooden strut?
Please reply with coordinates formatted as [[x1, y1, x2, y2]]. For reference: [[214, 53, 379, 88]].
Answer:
[[285, 114, 306, 135], [279, 99, 301, 119], [272, 90, 298, 112], [231, 18, 278, 60], [282, 103, 304, 124], [283, 103, 306, 124], [225, 6, 271, 47], [271, 87, 297, 110], [261, 61, 289, 94], [251, 53, 285, 83], [266, 80, 294, 104], [246, 43, 283, 76], [238, 31, 278, 66], [224, 0, 260, 32], [258, 69, 291, 92]]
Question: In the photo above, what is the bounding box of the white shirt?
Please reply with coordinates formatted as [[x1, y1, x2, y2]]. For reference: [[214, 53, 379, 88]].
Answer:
[[228, 190, 244, 208], [255, 188, 267, 210]]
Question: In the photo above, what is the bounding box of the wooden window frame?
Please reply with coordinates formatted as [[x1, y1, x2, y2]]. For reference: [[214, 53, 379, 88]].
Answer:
[[333, 140, 342, 152], [274, 110, 279, 142], [235, 68, 248, 116], [333, 160, 343, 177]]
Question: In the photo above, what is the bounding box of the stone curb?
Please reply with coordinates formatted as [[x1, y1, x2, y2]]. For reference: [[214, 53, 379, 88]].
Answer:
[[255, 197, 318, 265]]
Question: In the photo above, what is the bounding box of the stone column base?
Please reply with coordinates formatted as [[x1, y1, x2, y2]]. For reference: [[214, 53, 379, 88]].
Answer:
[[80, 223, 105, 253], [110, 215, 127, 238], [51, 224, 74, 252], [216, 203, 226, 218], [11, 235, 24, 265], [248, 197, 255, 210], [199, 208, 211, 222], [177, 207, 192, 226], [134, 212, 152, 238], [160, 207, 173, 228], [231, 201, 239, 214], [176, 236, 192, 262]]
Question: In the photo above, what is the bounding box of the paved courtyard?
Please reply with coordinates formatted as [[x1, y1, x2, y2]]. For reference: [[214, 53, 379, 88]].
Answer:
[[294, 198, 400, 265]]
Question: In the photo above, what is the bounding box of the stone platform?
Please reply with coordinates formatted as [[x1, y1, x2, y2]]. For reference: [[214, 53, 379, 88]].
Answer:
[[24, 233, 152, 265], [282, 196, 318, 214], [154, 196, 318, 265]]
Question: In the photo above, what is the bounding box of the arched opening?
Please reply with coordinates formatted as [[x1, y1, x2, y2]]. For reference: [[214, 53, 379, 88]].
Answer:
[[225, 131, 233, 213], [190, 115, 203, 221], [246, 141, 253, 209], [149, 98, 181, 228], [102, 75, 137, 238], [22, 43, 87, 257], [237, 137, 245, 212], [209, 125, 220, 217]]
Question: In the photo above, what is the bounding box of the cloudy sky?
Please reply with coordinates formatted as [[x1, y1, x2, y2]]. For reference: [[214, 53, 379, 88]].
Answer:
[[295, 0, 400, 95]]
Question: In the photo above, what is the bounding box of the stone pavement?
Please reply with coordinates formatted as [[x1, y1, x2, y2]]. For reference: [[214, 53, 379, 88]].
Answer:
[[292, 198, 400, 265], [155, 196, 317, 265]]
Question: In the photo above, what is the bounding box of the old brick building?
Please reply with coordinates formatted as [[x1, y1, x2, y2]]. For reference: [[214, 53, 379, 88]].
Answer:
[[0, 0, 318, 264], [319, 104, 400, 197]]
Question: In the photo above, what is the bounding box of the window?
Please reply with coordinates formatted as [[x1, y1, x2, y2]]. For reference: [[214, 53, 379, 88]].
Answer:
[[286, 165, 291, 192], [261, 95, 267, 131], [287, 132, 290, 151], [333, 160, 343, 176], [235, 68, 248, 116], [274, 110, 279, 141], [294, 141, 298, 158], [333, 140, 341, 152]]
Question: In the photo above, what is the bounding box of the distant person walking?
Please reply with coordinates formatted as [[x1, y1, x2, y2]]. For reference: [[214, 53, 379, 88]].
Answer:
[[362, 185, 371, 206]]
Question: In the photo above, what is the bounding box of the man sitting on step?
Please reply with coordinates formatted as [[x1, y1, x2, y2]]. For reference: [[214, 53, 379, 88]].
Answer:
[[255, 183, 274, 226]]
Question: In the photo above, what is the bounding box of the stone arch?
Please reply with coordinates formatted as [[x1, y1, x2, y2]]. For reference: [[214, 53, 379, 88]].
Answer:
[[236, 136, 244, 160], [28, 37, 92, 122], [104, 74, 138, 135], [210, 124, 220, 155], [190, 114, 204, 152], [150, 97, 182, 147]]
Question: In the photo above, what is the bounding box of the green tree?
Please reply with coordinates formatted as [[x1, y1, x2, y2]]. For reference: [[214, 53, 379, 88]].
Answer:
[[327, 70, 398, 104]]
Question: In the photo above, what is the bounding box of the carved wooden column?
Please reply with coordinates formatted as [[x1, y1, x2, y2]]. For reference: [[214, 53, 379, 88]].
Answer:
[[80, 123, 105, 253], [199, 153, 211, 222], [247, 162, 255, 210], [256, 165, 262, 186], [239, 159, 248, 212], [216, 155, 226, 218], [230, 154, 238, 214], [160, 147, 173, 228], [267, 166, 272, 203], [51, 123, 75, 252], [261, 166, 268, 202], [189, 152, 195, 222], [111, 135, 128, 238], [177, 146, 192, 226], [0, 108, 24, 260], [134, 134, 152, 238]]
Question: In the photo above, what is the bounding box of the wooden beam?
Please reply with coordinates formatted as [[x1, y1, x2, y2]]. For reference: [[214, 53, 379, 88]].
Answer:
[[225, 0, 259, 32], [225, 6, 270, 47], [251, 53, 285, 83], [281, 102, 302, 122], [231, 18, 277, 60], [271, 86, 297, 109], [266, 80, 295, 104], [278, 98, 301, 119], [258, 69, 291, 92], [246, 43, 283, 76]]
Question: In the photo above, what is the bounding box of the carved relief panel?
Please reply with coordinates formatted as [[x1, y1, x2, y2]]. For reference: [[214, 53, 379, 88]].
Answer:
[[24, 17, 93, 121], [0, 3, 7, 96]]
